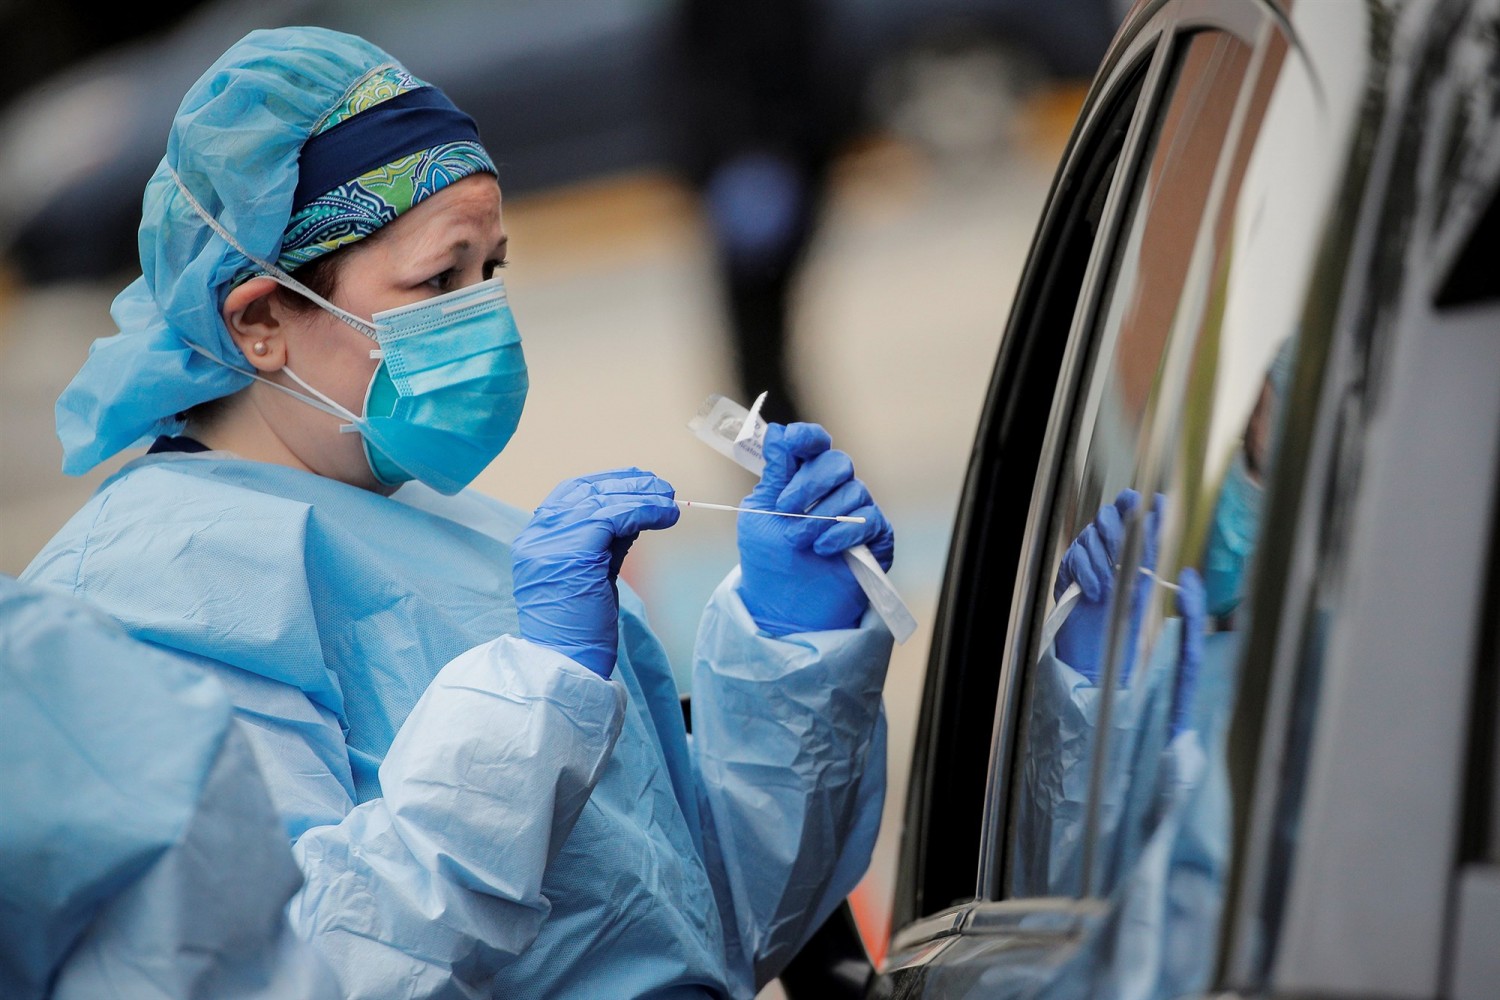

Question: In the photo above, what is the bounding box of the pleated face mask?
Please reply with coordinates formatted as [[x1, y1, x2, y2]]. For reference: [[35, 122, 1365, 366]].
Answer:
[[171, 166, 528, 496], [1202, 450, 1264, 617], [246, 272, 528, 496], [356, 277, 529, 493]]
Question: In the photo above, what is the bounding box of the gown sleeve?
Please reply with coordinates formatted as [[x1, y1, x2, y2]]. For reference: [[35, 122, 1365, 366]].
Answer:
[[685, 567, 894, 995], [0, 579, 342, 1000], [1010, 621, 1182, 900], [190, 635, 626, 1000]]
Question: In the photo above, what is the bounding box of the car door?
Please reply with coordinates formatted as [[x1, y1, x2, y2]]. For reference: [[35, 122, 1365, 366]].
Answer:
[[1211, 1, 1500, 995], [874, 0, 1324, 994]]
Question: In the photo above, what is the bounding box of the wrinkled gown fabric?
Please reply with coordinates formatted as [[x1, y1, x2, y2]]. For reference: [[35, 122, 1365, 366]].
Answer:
[[995, 621, 1241, 1000], [0, 576, 341, 1000], [21, 452, 892, 999]]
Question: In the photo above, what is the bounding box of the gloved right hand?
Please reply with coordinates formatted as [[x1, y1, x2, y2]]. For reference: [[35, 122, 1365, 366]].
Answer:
[[1052, 488, 1160, 685], [511, 469, 679, 679], [736, 422, 896, 636]]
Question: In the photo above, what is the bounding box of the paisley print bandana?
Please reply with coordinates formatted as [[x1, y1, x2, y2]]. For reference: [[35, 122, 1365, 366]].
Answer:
[[274, 65, 496, 272]]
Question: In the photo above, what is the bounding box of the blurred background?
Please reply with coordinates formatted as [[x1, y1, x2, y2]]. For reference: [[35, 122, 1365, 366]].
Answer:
[[0, 0, 1126, 965]]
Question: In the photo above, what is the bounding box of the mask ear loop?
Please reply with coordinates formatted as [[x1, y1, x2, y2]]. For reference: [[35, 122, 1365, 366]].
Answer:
[[167, 166, 387, 433], [165, 165, 380, 342], [183, 341, 365, 432]]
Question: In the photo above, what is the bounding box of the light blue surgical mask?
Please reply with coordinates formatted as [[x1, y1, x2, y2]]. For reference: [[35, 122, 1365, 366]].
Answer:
[[356, 280, 527, 492], [1202, 450, 1263, 617], [171, 170, 528, 495], [260, 276, 528, 495]]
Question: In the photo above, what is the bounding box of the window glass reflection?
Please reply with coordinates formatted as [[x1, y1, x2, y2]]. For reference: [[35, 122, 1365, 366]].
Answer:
[[1007, 30, 1257, 901]]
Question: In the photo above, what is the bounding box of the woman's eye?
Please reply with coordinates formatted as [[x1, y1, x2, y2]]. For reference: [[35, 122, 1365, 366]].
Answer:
[[424, 269, 459, 292], [483, 258, 508, 280]]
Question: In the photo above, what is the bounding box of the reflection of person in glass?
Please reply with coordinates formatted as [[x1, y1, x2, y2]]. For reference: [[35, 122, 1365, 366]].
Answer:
[[1011, 487, 1206, 899], [1202, 344, 1288, 627], [1011, 339, 1294, 1000]]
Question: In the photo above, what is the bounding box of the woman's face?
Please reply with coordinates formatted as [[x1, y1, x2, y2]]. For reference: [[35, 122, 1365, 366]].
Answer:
[[239, 173, 508, 491], [1242, 375, 1276, 485]]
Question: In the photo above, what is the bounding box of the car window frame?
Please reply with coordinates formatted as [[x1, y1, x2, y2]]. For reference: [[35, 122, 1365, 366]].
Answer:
[[884, 0, 1294, 972], [978, 0, 1276, 905], [888, 14, 1170, 935]]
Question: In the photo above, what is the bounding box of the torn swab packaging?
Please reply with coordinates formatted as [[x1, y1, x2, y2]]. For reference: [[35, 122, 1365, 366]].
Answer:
[[689, 393, 918, 644]]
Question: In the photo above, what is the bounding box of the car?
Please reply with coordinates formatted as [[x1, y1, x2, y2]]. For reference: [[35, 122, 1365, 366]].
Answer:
[[0, 0, 685, 285], [796, 0, 1500, 996], [0, 0, 1122, 286]]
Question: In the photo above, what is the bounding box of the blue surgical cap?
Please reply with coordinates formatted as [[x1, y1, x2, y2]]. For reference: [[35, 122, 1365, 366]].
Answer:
[[55, 27, 491, 475]]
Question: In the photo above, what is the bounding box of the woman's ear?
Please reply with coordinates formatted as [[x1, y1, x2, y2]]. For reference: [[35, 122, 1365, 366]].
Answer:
[[222, 277, 287, 372]]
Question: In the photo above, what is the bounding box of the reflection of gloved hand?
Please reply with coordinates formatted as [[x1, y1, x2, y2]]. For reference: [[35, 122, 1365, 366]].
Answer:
[[512, 469, 680, 678], [1169, 568, 1206, 739], [1053, 489, 1162, 684], [737, 423, 896, 636]]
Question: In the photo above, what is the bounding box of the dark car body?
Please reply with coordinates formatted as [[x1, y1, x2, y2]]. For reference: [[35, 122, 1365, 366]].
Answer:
[[0, 0, 1122, 286], [857, 0, 1500, 997]]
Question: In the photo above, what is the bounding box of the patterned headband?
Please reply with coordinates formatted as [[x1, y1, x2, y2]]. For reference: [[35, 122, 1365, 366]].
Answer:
[[274, 65, 496, 272]]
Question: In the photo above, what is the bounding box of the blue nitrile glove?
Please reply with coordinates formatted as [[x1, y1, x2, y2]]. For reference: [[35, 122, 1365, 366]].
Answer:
[[1169, 567, 1206, 739], [512, 468, 680, 678], [1053, 488, 1162, 685], [736, 422, 896, 636]]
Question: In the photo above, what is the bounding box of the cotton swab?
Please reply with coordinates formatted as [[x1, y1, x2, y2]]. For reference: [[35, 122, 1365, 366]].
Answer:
[[676, 499, 866, 524], [1141, 568, 1181, 591]]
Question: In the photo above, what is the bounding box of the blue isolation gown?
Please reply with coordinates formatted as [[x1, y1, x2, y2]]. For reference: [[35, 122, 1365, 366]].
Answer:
[[951, 623, 1242, 1000], [1011, 615, 1191, 900], [0, 575, 341, 1000], [22, 451, 892, 1000]]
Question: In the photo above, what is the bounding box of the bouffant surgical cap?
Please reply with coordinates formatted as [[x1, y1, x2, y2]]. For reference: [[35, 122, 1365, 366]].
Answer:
[[54, 26, 496, 474]]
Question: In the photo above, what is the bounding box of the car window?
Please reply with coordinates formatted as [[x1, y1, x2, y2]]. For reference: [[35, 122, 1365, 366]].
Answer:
[[892, 57, 1152, 924], [1003, 28, 1272, 900]]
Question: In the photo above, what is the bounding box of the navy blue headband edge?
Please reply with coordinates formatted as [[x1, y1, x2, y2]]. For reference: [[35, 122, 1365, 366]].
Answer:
[[293, 86, 486, 213]]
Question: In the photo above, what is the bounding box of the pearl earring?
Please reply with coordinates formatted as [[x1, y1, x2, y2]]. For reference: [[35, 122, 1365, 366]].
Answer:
[[251, 341, 268, 356]]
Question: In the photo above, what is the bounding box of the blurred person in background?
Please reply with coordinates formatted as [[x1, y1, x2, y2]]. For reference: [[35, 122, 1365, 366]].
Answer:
[[19, 25, 898, 1000], [671, 0, 854, 427]]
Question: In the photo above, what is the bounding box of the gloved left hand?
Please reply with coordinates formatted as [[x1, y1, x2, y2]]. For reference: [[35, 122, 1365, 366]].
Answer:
[[512, 468, 680, 679], [1169, 567, 1206, 739], [736, 422, 895, 636], [1053, 488, 1162, 685]]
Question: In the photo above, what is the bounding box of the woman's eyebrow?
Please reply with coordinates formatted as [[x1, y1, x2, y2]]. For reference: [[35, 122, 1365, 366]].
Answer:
[[426, 235, 509, 259]]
